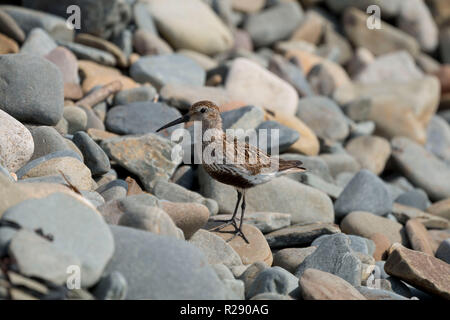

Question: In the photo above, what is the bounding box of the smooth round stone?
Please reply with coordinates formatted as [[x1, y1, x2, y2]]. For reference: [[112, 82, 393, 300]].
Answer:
[[21, 156, 95, 191], [20, 27, 57, 56], [225, 58, 298, 117], [72, 131, 111, 177], [212, 224, 273, 266], [58, 40, 117, 67], [63, 106, 87, 134], [295, 233, 362, 287], [118, 205, 183, 239], [113, 86, 157, 106], [341, 211, 407, 245], [255, 120, 299, 154], [75, 33, 128, 68], [244, 2, 303, 47], [297, 96, 350, 142], [147, 0, 233, 55], [392, 136, 450, 201], [426, 115, 450, 165], [44, 46, 79, 85], [246, 266, 299, 299], [78, 105, 105, 131], [370, 233, 391, 261], [0, 33, 18, 54], [177, 49, 218, 70], [104, 225, 227, 299], [28, 126, 73, 161], [334, 169, 393, 218], [80, 190, 105, 208], [318, 152, 360, 179], [0, 109, 34, 172], [105, 101, 183, 136], [91, 271, 127, 300], [272, 247, 316, 274], [189, 229, 242, 267], [133, 2, 157, 34], [427, 198, 450, 220], [0, 53, 64, 125], [312, 234, 375, 256], [160, 202, 210, 239], [436, 239, 450, 264], [133, 29, 173, 56], [95, 179, 127, 203], [0, 9, 25, 43], [0, 193, 114, 287], [345, 136, 391, 175], [395, 188, 430, 211], [130, 53, 205, 90]]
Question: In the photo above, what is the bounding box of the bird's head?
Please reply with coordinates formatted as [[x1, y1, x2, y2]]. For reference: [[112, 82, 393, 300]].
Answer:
[[156, 100, 221, 132]]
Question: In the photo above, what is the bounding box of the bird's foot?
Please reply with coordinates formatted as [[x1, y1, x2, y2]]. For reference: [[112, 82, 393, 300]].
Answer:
[[226, 227, 249, 244], [208, 219, 237, 232]]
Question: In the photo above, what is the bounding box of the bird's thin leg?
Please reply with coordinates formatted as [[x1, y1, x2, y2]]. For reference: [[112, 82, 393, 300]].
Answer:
[[209, 190, 242, 231], [227, 192, 249, 244]]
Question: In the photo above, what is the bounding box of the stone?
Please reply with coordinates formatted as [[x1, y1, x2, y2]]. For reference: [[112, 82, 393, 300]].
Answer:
[[75, 33, 128, 67], [130, 54, 205, 90], [280, 153, 334, 183], [160, 84, 238, 111], [58, 40, 117, 67], [212, 224, 273, 266], [63, 106, 87, 134], [189, 230, 242, 267], [72, 132, 110, 176], [436, 239, 450, 264], [385, 243, 450, 299], [334, 170, 393, 218], [405, 219, 434, 255], [427, 198, 450, 220], [345, 136, 391, 175], [20, 28, 57, 56], [105, 102, 182, 136], [24, 0, 131, 39], [370, 233, 391, 261], [347, 47, 375, 78], [355, 286, 408, 300], [209, 212, 290, 234], [178, 49, 218, 70], [28, 126, 73, 161], [225, 58, 299, 117], [391, 137, 450, 201], [221, 105, 265, 130], [91, 271, 127, 300], [8, 229, 81, 285], [298, 172, 343, 199], [161, 201, 210, 239], [231, 0, 265, 13], [391, 203, 449, 230], [113, 86, 157, 106], [133, 28, 173, 56], [0, 193, 114, 287], [96, 179, 127, 202], [133, 2, 157, 34], [341, 211, 407, 245], [355, 51, 424, 84], [244, 2, 303, 47], [147, 0, 233, 55], [238, 261, 268, 293], [334, 76, 440, 145], [0, 54, 64, 126], [0, 9, 25, 43], [0, 5, 73, 41], [272, 247, 316, 274], [265, 223, 340, 249], [296, 96, 350, 142], [0, 110, 34, 172], [426, 115, 450, 165], [104, 225, 227, 299], [101, 134, 181, 190], [118, 205, 183, 239], [319, 153, 360, 178], [397, 0, 438, 52], [313, 234, 374, 256], [45, 47, 79, 86], [0, 33, 18, 54], [20, 156, 94, 191], [299, 269, 366, 300], [395, 189, 430, 211], [199, 168, 334, 225], [343, 7, 420, 57], [295, 234, 363, 286], [247, 266, 299, 299]]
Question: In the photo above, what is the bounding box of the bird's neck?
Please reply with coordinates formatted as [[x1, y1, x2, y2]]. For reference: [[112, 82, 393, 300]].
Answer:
[[202, 118, 223, 134]]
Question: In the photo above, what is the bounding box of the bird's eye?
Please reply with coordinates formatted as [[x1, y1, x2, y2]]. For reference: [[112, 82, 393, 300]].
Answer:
[[200, 108, 207, 113]]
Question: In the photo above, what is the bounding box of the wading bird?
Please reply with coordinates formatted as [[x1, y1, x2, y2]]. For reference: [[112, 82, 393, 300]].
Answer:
[[157, 101, 305, 243]]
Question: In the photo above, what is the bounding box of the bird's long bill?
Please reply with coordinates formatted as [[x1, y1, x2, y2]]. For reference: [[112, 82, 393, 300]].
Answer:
[[156, 114, 190, 132]]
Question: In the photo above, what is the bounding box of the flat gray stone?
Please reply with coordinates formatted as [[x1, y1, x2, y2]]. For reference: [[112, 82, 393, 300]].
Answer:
[[246, 266, 299, 299]]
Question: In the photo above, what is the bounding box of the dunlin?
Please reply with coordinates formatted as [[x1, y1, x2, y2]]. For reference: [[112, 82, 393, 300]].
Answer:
[[157, 100, 305, 243]]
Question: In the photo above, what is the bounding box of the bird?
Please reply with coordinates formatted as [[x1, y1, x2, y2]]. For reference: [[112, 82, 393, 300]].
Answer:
[[157, 100, 305, 243]]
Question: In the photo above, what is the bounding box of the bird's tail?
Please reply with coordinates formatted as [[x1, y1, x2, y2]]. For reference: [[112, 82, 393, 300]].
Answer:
[[276, 159, 306, 175]]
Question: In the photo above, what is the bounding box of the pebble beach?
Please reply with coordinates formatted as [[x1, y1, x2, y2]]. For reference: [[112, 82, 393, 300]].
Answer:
[[0, 0, 449, 300]]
